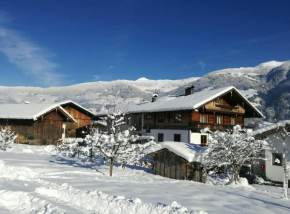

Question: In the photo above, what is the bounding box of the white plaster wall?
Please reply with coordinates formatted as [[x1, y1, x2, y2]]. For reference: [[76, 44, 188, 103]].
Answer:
[[190, 132, 211, 144], [191, 133, 201, 144], [141, 129, 189, 142], [264, 134, 290, 182]]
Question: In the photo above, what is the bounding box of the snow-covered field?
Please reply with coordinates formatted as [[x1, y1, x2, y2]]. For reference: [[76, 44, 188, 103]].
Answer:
[[1, 144, 290, 214]]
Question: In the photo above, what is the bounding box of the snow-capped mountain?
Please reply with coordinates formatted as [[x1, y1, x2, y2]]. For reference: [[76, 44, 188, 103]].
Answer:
[[170, 60, 290, 121], [0, 77, 199, 114], [0, 60, 289, 121]]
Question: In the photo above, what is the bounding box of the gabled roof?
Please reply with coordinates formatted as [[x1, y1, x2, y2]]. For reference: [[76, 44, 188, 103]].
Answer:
[[148, 141, 207, 162], [253, 120, 290, 136], [123, 86, 264, 118], [58, 100, 95, 118], [0, 103, 76, 122]]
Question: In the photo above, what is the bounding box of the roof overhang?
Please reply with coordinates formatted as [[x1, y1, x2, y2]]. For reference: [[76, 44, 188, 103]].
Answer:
[[36, 106, 76, 122], [58, 100, 95, 118], [197, 87, 264, 118], [254, 120, 290, 138]]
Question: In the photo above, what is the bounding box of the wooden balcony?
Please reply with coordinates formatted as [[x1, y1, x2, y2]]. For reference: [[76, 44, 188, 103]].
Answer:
[[190, 122, 253, 132]]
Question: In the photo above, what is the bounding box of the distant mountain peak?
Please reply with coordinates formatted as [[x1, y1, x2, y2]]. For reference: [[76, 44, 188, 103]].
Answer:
[[255, 60, 285, 68], [136, 77, 150, 82]]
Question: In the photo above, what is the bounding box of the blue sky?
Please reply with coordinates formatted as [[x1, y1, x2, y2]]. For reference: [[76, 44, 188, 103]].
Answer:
[[0, 0, 290, 87]]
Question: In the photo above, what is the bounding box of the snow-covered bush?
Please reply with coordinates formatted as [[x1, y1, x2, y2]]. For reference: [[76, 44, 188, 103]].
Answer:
[[203, 125, 267, 184], [0, 127, 17, 151], [115, 140, 157, 166], [57, 137, 101, 160]]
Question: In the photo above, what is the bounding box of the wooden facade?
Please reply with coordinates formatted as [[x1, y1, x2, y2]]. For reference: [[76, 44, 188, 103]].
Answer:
[[0, 108, 72, 145], [62, 105, 92, 138], [149, 149, 202, 182], [0, 101, 95, 145], [142, 92, 255, 133]]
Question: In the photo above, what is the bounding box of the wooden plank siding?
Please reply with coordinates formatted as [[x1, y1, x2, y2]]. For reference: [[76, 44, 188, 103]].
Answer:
[[0, 111, 65, 145], [151, 149, 202, 182], [63, 106, 91, 138], [204, 98, 245, 115], [33, 111, 63, 145], [0, 119, 34, 144], [141, 90, 256, 133], [144, 111, 190, 129], [143, 97, 246, 133]]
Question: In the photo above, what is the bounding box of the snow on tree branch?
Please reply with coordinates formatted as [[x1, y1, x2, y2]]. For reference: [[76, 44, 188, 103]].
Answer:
[[203, 125, 268, 184], [89, 112, 157, 176], [0, 127, 17, 151]]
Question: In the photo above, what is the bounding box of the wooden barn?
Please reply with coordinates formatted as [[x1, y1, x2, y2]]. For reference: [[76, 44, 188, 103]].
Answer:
[[0, 101, 95, 145], [148, 141, 207, 182], [58, 101, 95, 138]]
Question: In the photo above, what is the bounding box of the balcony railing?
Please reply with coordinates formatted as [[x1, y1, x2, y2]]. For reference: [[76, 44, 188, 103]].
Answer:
[[190, 122, 253, 132]]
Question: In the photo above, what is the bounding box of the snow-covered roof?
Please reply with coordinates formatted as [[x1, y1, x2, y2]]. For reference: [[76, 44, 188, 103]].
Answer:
[[123, 86, 264, 117], [58, 100, 95, 117], [253, 120, 290, 136], [94, 120, 107, 126], [151, 141, 207, 162], [0, 103, 76, 121]]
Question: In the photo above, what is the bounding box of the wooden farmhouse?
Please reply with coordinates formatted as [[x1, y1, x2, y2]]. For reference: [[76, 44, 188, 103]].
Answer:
[[123, 86, 264, 146], [0, 101, 94, 145]]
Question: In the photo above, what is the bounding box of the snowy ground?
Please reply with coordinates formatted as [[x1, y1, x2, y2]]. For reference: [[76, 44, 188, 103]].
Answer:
[[1, 145, 290, 214]]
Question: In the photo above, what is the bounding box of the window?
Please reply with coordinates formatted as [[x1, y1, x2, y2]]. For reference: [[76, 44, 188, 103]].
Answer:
[[174, 134, 181, 142], [174, 113, 182, 123], [146, 126, 151, 133], [216, 99, 221, 105], [272, 153, 282, 166], [145, 113, 152, 119], [158, 133, 164, 142], [231, 117, 236, 125], [216, 116, 222, 124], [201, 135, 207, 145], [200, 115, 207, 123], [157, 113, 165, 123]]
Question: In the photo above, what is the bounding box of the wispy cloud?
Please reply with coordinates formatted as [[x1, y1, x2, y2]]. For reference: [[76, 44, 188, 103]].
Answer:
[[247, 36, 273, 44], [0, 11, 12, 25], [178, 61, 207, 70], [107, 65, 114, 70], [177, 64, 196, 70], [0, 11, 64, 87], [93, 75, 100, 81], [197, 62, 206, 69]]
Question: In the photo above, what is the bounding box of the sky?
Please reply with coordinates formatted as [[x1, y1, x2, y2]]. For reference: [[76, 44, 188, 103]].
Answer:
[[0, 0, 290, 87]]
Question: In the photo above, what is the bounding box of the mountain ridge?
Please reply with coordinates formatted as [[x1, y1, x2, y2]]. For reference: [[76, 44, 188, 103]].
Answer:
[[0, 60, 289, 121]]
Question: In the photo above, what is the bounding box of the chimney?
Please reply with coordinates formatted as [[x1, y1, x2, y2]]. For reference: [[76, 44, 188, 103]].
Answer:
[[152, 94, 158, 102], [185, 86, 194, 95]]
